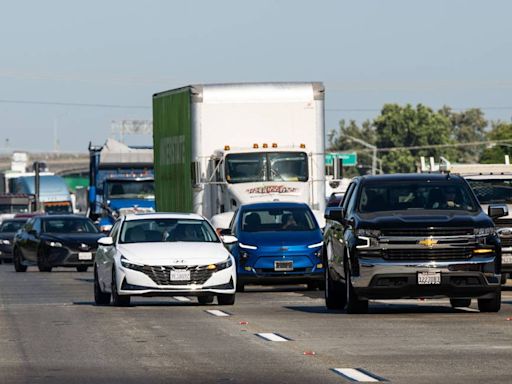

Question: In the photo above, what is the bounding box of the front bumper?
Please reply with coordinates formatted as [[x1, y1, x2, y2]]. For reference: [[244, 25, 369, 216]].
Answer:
[[0, 244, 13, 260], [352, 257, 500, 300], [117, 264, 236, 296], [46, 247, 96, 267]]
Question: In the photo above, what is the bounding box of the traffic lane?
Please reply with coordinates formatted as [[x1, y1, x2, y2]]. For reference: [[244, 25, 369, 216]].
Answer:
[[0, 265, 344, 384], [233, 285, 512, 384]]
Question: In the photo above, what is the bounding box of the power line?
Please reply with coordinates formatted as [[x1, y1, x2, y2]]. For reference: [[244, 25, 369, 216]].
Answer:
[[0, 99, 150, 109]]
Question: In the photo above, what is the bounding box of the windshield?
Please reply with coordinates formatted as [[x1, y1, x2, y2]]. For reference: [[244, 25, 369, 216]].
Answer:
[[107, 180, 155, 199], [43, 218, 99, 233], [241, 207, 318, 232], [225, 151, 308, 184], [120, 218, 220, 243], [0, 220, 26, 233], [44, 201, 73, 214], [467, 179, 512, 204], [358, 182, 479, 213]]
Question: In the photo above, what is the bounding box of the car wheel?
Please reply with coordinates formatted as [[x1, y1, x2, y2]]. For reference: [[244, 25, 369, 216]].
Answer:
[[94, 267, 111, 306], [111, 269, 130, 307], [13, 248, 27, 273], [76, 266, 88, 272], [217, 293, 235, 305], [37, 247, 52, 272], [345, 264, 368, 314], [478, 289, 501, 312], [450, 298, 471, 308], [325, 264, 346, 310], [236, 281, 245, 292], [198, 295, 214, 305]]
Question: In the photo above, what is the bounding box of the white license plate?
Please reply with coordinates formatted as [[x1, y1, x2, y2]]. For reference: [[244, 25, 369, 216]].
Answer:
[[503, 255, 512, 265], [274, 260, 293, 272], [78, 252, 92, 260], [417, 272, 441, 285], [170, 270, 191, 281]]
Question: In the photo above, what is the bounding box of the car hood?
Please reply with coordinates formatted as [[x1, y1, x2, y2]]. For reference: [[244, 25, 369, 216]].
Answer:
[[117, 242, 231, 266], [41, 233, 105, 245], [357, 210, 493, 229], [237, 230, 322, 248]]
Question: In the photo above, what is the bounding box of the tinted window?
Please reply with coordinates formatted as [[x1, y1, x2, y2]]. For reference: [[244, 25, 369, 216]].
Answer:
[[120, 219, 219, 244], [240, 207, 318, 232], [0, 220, 25, 233], [43, 218, 99, 233], [358, 182, 478, 213], [467, 179, 512, 204]]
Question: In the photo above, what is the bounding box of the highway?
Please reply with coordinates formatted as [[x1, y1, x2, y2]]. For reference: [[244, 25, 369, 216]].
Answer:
[[1, 263, 512, 383]]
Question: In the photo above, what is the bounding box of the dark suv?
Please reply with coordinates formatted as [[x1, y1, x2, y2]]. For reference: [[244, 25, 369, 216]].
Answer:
[[323, 173, 507, 313]]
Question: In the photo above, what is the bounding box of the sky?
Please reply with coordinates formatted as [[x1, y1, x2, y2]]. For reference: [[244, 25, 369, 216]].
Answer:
[[1, 0, 511, 152]]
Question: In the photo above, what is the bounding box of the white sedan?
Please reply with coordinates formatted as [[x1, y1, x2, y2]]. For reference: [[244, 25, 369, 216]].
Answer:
[[94, 213, 237, 306]]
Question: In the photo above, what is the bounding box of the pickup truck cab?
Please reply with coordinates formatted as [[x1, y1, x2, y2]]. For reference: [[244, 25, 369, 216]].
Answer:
[[323, 173, 507, 313]]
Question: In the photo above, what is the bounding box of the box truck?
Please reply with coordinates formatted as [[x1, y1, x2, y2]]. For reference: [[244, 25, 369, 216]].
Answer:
[[153, 82, 326, 228]]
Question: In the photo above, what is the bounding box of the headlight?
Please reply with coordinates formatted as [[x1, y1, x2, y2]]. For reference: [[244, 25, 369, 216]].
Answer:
[[207, 257, 233, 271], [474, 227, 495, 236], [356, 229, 381, 238], [0, 239, 11, 245], [46, 241, 63, 247], [120, 256, 144, 270], [239, 242, 257, 250]]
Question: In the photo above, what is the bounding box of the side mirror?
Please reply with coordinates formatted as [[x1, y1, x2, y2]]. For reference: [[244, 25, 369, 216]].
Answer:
[[488, 204, 509, 219], [219, 228, 232, 236], [221, 235, 238, 245], [97, 237, 114, 246], [324, 207, 344, 222]]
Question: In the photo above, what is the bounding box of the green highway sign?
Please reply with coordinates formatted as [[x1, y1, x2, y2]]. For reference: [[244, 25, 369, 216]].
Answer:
[[325, 152, 357, 166]]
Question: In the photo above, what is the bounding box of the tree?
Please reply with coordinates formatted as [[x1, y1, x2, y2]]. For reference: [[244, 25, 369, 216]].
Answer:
[[480, 121, 512, 163]]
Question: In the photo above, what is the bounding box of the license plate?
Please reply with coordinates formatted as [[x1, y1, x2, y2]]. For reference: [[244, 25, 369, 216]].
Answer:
[[78, 252, 92, 260], [503, 255, 512, 265], [417, 272, 441, 285], [274, 260, 293, 272], [170, 270, 191, 281]]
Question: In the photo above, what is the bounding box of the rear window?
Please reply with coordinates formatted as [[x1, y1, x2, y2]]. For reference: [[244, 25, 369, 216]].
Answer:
[[358, 182, 479, 213], [241, 207, 318, 232]]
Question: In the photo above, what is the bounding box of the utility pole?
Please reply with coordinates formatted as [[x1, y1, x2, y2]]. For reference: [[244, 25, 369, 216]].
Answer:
[[345, 135, 378, 175]]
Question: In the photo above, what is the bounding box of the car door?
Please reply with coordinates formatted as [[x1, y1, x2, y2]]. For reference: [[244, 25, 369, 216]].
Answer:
[[331, 182, 358, 277], [97, 219, 121, 291], [24, 218, 42, 262], [16, 219, 34, 260]]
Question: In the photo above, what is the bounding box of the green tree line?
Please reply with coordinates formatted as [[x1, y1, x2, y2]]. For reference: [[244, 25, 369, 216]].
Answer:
[[328, 104, 512, 175]]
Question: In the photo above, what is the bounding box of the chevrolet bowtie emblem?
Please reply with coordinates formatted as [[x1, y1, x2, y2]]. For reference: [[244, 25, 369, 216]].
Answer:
[[418, 238, 438, 249]]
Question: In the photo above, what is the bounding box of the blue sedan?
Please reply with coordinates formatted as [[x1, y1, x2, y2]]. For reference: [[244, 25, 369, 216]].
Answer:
[[226, 202, 324, 291]]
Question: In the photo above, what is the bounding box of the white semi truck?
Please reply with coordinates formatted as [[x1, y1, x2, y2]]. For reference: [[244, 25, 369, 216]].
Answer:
[[152, 82, 326, 228]]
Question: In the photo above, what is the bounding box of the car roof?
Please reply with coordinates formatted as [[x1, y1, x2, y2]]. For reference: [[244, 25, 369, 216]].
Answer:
[[358, 173, 465, 183], [1, 218, 28, 223], [239, 201, 310, 210], [123, 212, 205, 221], [40, 214, 91, 220]]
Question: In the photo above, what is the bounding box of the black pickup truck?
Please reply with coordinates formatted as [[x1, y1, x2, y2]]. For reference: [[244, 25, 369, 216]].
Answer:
[[323, 173, 507, 313]]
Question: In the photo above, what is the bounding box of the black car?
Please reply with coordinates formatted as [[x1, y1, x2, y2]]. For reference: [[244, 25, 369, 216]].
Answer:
[[13, 215, 105, 272], [323, 173, 507, 313], [0, 218, 28, 262]]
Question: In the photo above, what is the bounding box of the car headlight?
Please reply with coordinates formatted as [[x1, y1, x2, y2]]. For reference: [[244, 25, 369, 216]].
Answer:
[[474, 227, 495, 236], [307, 241, 323, 249], [356, 229, 381, 238], [207, 257, 233, 271], [0, 239, 11, 245], [46, 241, 63, 247], [120, 256, 144, 271]]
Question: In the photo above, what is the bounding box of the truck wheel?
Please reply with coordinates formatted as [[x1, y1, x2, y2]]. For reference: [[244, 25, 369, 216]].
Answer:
[[198, 295, 214, 305], [450, 298, 471, 308], [478, 289, 501, 312], [325, 265, 346, 310], [217, 293, 235, 305], [94, 267, 111, 306], [501, 274, 508, 285], [111, 269, 130, 307], [37, 248, 52, 272], [345, 266, 368, 314], [13, 248, 27, 272]]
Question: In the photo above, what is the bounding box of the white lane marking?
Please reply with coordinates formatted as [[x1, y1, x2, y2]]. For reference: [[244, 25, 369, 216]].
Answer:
[[256, 333, 290, 342], [332, 368, 382, 382], [454, 306, 480, 312], [173, 296, 191, 302], [205, 309, 230, 317]]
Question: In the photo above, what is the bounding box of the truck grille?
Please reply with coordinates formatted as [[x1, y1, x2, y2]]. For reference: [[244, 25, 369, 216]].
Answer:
[[382, 248, 473, 261], [382, 228, 473, 237], [495, 219, 512, 227], [140, 265, 214, 286]]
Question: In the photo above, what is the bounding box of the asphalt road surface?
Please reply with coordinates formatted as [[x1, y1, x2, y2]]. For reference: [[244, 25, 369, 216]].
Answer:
[[1, 263, 512, 384]]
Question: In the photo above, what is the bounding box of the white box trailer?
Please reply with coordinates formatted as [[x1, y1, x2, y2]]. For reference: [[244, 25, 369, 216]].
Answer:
[[153, 82, 326, 228]]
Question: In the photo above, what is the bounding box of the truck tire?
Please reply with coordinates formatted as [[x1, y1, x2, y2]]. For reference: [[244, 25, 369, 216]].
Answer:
[[478, 290, 501, 312], [13, 248, 27, 272], [325, 265, 346, 310], [450, 298, 471, 308], [345, 265, 368, 314]]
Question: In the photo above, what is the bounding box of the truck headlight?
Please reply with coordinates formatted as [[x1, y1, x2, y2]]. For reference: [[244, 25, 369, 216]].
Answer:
[[474, 227, 495, 236], [120, 256, 144, 271]]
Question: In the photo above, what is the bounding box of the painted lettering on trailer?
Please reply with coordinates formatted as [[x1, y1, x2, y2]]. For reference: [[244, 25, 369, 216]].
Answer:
[[160, 136, 185, 165], [246, 185, 299, 194]]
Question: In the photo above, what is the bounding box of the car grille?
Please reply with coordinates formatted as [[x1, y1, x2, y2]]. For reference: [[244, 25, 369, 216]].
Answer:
[[382, 228, 473, 237], [382, 248, 473, 261], [140, 265, 214, 286]]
